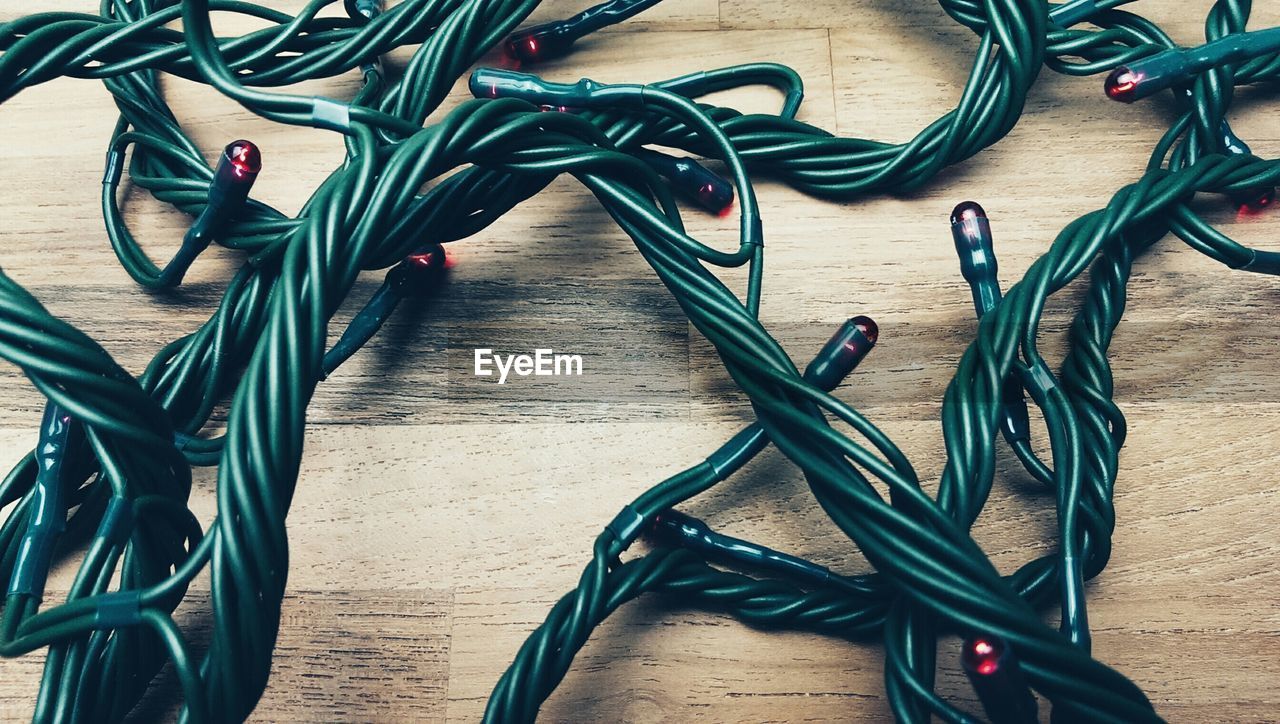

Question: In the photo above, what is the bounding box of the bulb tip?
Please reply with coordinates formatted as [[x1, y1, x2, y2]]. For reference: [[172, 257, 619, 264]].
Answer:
[[1244, 187, 1276, 212], [1105, 67, 1139, 102], [962, 636, 1005, 676], [688, 179, 734, 217], [225, 140, 261, 177], [950, 201, 986, 225], [852, 316, 878, 345], [502, 36, 535, 64], [405, 243, 446, 272]]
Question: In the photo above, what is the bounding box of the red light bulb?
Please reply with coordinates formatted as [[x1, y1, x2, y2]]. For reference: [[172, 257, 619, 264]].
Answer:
[[950, 200, 1002, 316], [502, 23, 575, 66], [1104, 67, 1140, 102], [962, 636, 1004, 676], [803, 316, 878, 392], [632, 150, 736, 218], [386, 242, 448, 296], [852, 315, 878, 345], [950, 200, 986, 226], [960, 634, 1039, 722], [161, 137, 264, 287], [406, 247, 444, 271], [1241, 187, 1276, 213], [950, 201, 992, 256], [190, 138, 261, 245], [696, 181, 735, 217], [510, 36, 539, 63], [225, 140, 261, 180]]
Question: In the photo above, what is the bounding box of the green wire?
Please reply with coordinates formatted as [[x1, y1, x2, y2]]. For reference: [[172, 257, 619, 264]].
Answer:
[[0, 0, 1276, 721]]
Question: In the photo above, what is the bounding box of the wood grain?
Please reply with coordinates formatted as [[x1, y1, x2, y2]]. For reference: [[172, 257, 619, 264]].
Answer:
[[0, 590, 453, 722], [1, 1, 1278, 722]]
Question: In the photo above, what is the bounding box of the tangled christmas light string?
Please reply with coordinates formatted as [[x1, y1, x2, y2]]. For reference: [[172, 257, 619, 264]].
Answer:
[[0, 0, 1277, 721]]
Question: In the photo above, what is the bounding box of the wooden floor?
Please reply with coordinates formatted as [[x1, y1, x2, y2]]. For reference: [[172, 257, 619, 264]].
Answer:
[[2, 1, 1279, 721]]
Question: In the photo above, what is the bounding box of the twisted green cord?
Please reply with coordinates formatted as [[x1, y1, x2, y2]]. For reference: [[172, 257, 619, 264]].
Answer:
[[0, 0, 1275, 722]]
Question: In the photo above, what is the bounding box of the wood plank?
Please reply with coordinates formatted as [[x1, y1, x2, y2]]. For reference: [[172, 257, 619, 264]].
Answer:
[[0, 590, 452, 722]]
